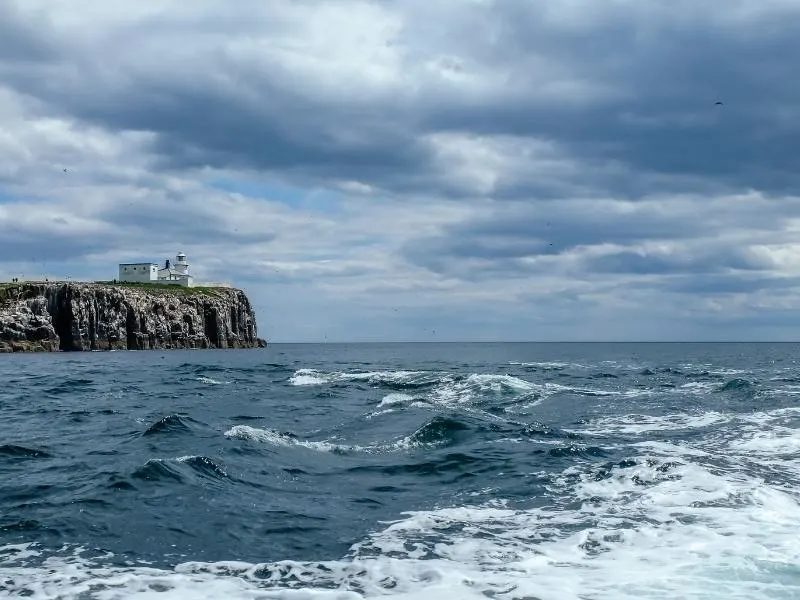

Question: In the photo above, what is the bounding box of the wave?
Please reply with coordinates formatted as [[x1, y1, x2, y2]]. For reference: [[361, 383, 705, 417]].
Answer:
[[44, 378, 95, 395], [288, 368, 694, 435], [6, 440, 798, 599], [289, 369, 437, 390], [225, 424, 364, 454], [131, 456, 228, 485], [5, 348, 800, 599], [508, 360, 582, 370], [196, 375, 230, 385], [0, 444, 51, 459], [394, 416, 471, 450], [6, 399, 800, 599], [716, 377, 757, 395], [225, 415, 479, 455], [375, 392, 420, 411], [142, 414, 195, 437]]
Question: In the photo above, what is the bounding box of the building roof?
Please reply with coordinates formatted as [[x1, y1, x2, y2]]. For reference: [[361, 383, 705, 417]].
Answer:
[[119, 262, 158, 267]]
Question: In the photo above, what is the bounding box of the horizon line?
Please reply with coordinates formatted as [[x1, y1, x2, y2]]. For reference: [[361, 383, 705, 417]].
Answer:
[[261, 340, 800, 344]]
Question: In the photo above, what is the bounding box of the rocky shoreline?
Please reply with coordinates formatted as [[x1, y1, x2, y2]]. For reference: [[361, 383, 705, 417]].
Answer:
[[0, 282, 266, 352]]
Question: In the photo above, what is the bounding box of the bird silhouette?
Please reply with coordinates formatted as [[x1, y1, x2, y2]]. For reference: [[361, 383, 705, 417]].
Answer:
[[714, 101, 723, 106]]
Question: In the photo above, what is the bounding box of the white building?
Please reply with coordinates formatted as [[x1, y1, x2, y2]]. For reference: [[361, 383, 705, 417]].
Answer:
[[118, 252, 194, 287], [117, 262, 159, 283]]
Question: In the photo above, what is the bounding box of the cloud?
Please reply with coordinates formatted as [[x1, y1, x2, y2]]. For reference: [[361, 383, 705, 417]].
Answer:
[[0, 0, 799, 341]]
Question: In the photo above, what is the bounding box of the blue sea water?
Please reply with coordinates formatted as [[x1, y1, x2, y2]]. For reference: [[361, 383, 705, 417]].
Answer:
[[1, 342, 800, 599]]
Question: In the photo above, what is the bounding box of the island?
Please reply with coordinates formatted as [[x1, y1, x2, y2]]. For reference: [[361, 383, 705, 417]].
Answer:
[[0, 252, 266, 352]]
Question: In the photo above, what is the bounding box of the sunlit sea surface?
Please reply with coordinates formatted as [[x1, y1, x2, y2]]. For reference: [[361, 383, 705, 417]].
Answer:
[[2, 342, 800, 599]]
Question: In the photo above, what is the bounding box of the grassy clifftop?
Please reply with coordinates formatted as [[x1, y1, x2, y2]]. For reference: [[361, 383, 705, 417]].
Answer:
[[0, 281, 228, 296], [92, 281, 229, 295]]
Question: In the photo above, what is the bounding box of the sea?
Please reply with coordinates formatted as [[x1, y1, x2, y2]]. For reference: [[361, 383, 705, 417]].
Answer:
[[1, 342, 800, 599]]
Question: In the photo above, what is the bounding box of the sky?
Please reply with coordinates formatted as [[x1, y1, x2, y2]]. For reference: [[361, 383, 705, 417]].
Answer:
[[1, 1, 800, 342]]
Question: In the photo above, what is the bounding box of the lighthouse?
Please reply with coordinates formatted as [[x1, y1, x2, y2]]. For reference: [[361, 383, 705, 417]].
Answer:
[[174, 252, 189, 276], [155, 251, 194, 286]]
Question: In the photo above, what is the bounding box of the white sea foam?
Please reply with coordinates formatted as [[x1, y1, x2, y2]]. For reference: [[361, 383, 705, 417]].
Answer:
[[224, 424, 365, 454], [7, 408, 800, 599], [429, 373, 617, 410], [508, 360, 577, 368], [678, 363, 750, 376], [573, 404, 800, 440], [707, 368, 749, 375], [11, 404, 800, 599], [196, 375, 230, 385], [174, 454, 212, 464], [289, 369, 330, 386], [429, 373, 536, 405], [366, 393, 424, 418], [289, 369, 428, 387], [771, 384, 800, 395], [679, 381, 720, 394], [570, 411, 733, 436], [338, 370, 427, 383], [224, 420, 459, 454], [376, 393, 416, 410], [732, 427, 800, 454], [289, 368, 622, 417], [5, 444, 799, 598]]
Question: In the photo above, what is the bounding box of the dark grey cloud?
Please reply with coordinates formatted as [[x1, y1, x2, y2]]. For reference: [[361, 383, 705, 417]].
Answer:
[[665, 274, 800, 295], [94, 198, 277, 246], [417, 3, 800, 194], [458, 205, 703, 245], [607, 271, 800, 299], [582, 249, 766, 276], [0, 4, 57, 64], [400, 195, 779, 277], [2, 1, 799, 200], [0, 6, 434, 191], [0, 226, 114, 263], [3, 70, 433, 186]]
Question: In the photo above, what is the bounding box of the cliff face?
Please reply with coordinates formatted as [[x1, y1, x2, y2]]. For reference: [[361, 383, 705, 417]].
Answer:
[[0, 282, 266, 352]]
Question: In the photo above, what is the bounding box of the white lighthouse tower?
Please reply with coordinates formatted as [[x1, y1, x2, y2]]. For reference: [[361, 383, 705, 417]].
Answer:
[[174, 252, 189, 276]]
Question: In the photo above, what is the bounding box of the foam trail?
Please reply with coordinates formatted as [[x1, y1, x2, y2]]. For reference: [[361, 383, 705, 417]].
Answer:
[[5, 438, 800, 600]]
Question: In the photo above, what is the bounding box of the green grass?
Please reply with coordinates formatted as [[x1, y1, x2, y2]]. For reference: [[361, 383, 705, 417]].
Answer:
[[92, 281, 230, 295]]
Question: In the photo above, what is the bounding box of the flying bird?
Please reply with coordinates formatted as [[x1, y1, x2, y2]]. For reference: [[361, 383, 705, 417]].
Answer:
[[714, 101, 723, 106]]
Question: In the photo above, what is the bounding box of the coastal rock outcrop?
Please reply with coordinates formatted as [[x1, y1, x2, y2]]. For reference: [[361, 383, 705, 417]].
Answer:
[[0, 282, 266, 352]]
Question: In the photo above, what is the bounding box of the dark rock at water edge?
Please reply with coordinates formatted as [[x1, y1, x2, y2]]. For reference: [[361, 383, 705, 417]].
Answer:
[[0, 282, 267, 352]]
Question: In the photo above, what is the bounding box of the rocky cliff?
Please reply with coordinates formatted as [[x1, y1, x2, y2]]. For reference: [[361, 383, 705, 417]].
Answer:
[[0, 282, 266, 352]]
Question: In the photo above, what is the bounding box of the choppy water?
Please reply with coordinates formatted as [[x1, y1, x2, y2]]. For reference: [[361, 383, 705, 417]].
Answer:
[[2, 342, 800, 599]]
